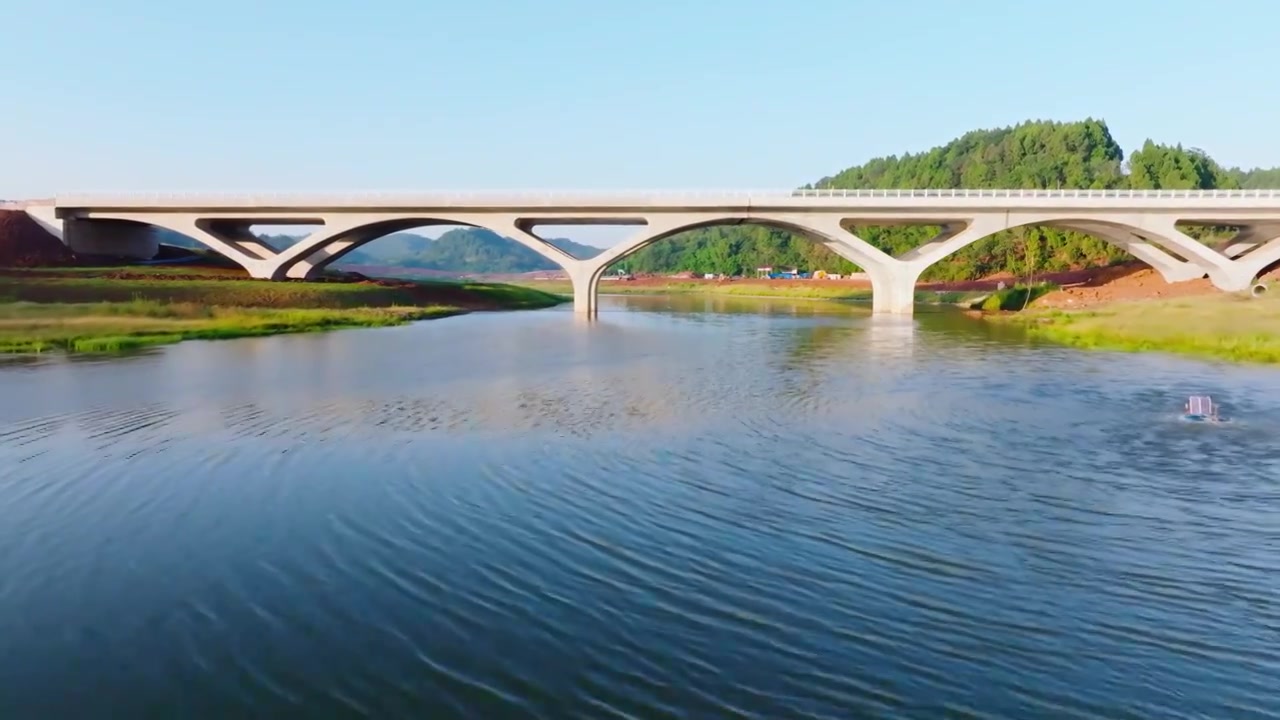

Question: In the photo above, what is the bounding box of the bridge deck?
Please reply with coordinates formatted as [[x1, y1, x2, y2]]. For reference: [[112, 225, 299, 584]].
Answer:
[[44, 188, 1280, 214]]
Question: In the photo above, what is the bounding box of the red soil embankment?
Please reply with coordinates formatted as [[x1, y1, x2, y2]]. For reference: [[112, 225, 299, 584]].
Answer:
[[0, 210, 76, 267], [1029, 264, 1225, 309]]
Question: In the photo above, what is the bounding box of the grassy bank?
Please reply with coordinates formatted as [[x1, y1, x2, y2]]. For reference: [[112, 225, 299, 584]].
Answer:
[[517, 278, 995, 306], [968, 283, 1059, 311], [0, 301, 462, 353], [3, 267, 565, 310], [0, 267, 566, 354], [1003, 292, 1280, 364], [521, 279, 880, 301]]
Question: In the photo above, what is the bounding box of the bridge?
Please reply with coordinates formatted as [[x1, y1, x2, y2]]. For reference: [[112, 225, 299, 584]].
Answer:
[[21, 188, 1280, 316]]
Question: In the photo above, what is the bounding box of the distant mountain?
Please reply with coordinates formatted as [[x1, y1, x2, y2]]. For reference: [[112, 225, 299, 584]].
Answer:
[[343, 232, 433, 263], [1231, 167, 1280, 188], [393, 228, 601, 273]]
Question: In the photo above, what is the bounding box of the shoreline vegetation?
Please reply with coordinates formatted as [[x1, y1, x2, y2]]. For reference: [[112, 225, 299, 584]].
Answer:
[[521, 279, 872, 301], [516, 273, 1280, 365], [2, 265, 1277, 364], [514, 278, 989, 306], [996, 293, 1280, 365], [0, 267, 566, 354]]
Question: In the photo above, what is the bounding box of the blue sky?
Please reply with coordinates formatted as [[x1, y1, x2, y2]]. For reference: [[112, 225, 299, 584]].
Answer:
[[4, 0, 1278, 201]]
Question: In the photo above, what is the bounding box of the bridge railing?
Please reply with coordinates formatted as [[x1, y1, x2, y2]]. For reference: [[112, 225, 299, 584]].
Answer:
[[789, 187, 1280, 198], [53, 187, 1280, 204]]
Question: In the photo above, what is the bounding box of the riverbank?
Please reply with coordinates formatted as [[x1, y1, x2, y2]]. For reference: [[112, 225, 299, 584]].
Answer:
[[0, 267, 566, 353], [507, 266, 1152, 305], [517, 278, 876, 301], [1001, 292, 1280, 364], [514, 277, 991, 305]]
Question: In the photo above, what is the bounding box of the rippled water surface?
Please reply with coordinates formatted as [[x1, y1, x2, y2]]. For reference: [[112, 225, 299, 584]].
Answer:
[[2, 295, 1279, 719]]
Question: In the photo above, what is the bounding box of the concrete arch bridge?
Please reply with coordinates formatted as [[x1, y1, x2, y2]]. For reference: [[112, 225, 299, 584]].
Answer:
[[23, 188, 1280, 316]]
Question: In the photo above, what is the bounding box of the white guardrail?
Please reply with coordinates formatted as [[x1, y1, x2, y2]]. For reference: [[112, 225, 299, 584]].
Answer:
[[52, 188, 1280, 204]]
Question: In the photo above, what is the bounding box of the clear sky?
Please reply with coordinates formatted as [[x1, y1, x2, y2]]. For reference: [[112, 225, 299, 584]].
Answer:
[[4, 0, 1279, 200]]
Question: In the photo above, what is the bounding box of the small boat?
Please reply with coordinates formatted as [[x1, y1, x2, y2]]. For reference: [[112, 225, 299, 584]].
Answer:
[[1182, 395, 1221, 422]]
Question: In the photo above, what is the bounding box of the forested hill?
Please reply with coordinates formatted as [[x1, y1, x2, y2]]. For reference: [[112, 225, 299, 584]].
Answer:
[[620, 119, 1280, 281], [1234, 167, 1280, 188], [377, 228, 601, 273]]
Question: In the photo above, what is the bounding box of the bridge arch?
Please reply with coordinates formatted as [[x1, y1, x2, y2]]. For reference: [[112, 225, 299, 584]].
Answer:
[[1038, 218, 1208, 283], [55, 213, 296, 277], [570, 213, 910, 315], [269, 216, 585, 280], [1015, 217, 1210, 284], [588, 214, 889, 270], [907, 214, 1216, 286], [928, 213, 1280, 292]]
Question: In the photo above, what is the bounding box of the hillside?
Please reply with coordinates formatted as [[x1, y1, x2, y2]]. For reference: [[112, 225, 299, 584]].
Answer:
[[391, 228, 602, 273], [620, 119, 1280, 281], [1232, 167, 1280, 188]]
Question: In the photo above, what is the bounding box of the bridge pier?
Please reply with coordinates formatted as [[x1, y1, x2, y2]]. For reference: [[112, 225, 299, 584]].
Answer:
[[284, 227, 387, 279], [568, 265, 602, 316], [1124, 243, 1207, 283], [867, 263, 923, 315]]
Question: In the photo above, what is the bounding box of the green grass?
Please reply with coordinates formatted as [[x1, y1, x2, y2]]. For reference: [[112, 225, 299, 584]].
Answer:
[[0, 267, 567, 354], [12, 264, 239, 277], [446, 280, 570, 309], [0, 301, 463, 354], [3, 275, 425, 308], [922, 289, 990, 305], [969, 283, 1060, 312], [1000, 292, 1280, 364], [521, 279, 876, 301], [1, 270, 565, 310], [519, 278, 994, 306]]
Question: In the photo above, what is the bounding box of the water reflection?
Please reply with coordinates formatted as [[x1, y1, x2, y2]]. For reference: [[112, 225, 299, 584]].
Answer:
[[2, 295, 1280, 719]]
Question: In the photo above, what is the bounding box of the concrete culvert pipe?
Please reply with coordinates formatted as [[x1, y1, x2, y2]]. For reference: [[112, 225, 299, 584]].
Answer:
[[1251, 282, 1268, 297]]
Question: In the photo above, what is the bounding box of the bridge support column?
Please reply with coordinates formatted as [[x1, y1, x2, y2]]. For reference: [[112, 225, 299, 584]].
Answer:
[[1208, 264, 1262, 292], [1129, 216, 1274, 293], [1057, 221, 1206, 284], [1126, 244, 1206, 283], [1207, 226, 1280, 290], [284, 228, 385, 279], [867, 262, 923, 316], [125, 215, 279, 278], [567, 264, 601, 316]]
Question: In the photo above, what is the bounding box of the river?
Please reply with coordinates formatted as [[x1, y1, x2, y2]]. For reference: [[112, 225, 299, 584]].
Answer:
[[1, 295, 1278, 719]]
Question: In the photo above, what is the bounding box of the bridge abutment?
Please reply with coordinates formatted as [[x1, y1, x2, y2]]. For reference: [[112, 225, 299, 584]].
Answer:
[[64, 218, 159, 260]]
